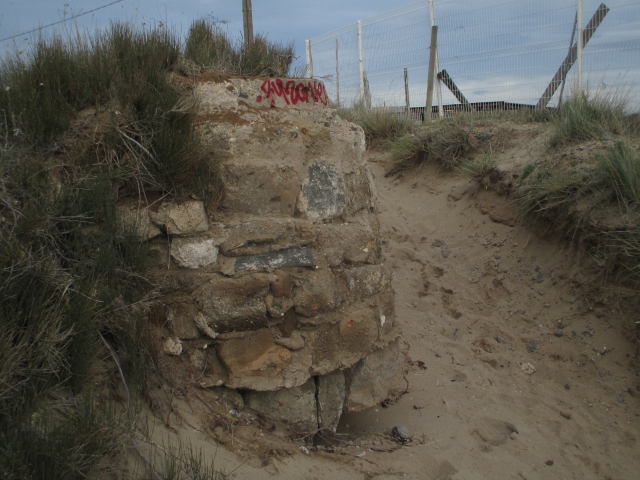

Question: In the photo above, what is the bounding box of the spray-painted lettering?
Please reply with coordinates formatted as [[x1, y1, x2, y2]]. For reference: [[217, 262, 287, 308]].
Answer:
[[256, 79, 328, 106]]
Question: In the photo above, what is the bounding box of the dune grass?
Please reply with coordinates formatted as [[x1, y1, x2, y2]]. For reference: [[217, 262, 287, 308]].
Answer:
[[386, 116, 487, 176], [338, 104, 416, 148], [0, 17, 300, 477], [184, 19, 294, 77]]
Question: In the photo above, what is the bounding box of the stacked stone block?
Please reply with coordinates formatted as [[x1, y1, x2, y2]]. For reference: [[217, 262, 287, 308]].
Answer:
[[123, 78, 405, 433]]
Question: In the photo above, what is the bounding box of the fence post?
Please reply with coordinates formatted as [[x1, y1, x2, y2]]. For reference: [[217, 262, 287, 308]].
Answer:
[[425, 26, 438, 122], [577, 0, 583, 93], [429, 0, 444, 118], [242, 0, 254, 45], [404, 68, 411, 118], [335, 39, 340, 107], [306, 40, 313, 78], [358, 20, 365, 105]]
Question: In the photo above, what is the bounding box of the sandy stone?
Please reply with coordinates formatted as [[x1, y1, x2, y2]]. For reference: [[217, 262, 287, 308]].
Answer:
[[170, 237, 218, 269], [317, 370, 346, 432], [151, 200, 208, 235], [344, 340, 406, 412], [243, 378, 318, 432], [216, 329, 293, 391]]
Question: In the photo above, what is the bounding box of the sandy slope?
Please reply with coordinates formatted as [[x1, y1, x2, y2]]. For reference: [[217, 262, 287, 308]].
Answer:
[[140, 147, 640, 480]]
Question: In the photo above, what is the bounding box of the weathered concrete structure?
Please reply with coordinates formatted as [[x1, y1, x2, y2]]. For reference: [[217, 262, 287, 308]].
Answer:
[[125, 77, 405, 433]]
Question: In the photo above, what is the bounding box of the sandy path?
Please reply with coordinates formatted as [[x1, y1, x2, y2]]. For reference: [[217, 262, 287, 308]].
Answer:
[[331, 153, 640, 480], [144, 150, 639, 480]]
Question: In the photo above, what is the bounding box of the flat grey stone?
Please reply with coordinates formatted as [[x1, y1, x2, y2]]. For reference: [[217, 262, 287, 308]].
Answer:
[[234, 247, 314, 272]]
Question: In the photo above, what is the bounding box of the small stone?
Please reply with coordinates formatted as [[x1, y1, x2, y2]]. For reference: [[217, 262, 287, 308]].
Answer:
[[163, 337, 183, 356], [517, 309, 526, 315], [560, 411, 571, 419], [391, 425, 411, 442], [544, 303, 550, 308], [492, 254, 501, 259], [564, 383, 571, 390], [442, 249, 451, 258], [527, 342, 539, 353], [431, 239, 445, 247], [413, 404, 426, 410], [618, 394, 625, 403], [554, 330, 564, 337], [494, 336, 508, 344], [435, 353, 441, 358], [545, 460, 554, 466], [601, 134, 612, 141], [536, 273, 545, 283], [521, 362, 536, 375]]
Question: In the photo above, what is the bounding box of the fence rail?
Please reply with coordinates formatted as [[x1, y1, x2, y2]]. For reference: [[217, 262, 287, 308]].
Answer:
[[307, 0, 640, 114]]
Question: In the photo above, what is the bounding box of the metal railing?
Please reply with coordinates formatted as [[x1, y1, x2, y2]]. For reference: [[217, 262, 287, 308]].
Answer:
[[307, 0, 640, 115]]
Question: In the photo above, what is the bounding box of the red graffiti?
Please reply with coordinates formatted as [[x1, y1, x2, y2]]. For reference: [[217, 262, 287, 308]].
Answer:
[[257, 79, 329, 107]]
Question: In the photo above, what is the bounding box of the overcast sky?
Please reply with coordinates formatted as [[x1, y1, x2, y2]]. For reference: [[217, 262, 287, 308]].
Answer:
[[0, 0, 421, 61]]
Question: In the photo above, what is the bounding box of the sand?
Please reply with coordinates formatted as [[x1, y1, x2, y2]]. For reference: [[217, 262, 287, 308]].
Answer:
[[140, 144, 640, 480]]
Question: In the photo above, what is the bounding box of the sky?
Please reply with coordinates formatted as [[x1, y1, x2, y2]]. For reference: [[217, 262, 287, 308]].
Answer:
[[1, 0, 638, 110], [0, 0, 421, 63]]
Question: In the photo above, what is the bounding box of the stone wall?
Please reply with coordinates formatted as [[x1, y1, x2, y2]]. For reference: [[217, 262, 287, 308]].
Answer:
[[123, 77, 406, 433]]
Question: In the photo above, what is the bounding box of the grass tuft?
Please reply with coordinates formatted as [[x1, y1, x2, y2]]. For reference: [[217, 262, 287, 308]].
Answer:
[[548, 91, 640, 146], [387, 117, 479, 175], [338, 105, 415, 148], [457, 154, 496, 179], [184, 19, 294, 77]]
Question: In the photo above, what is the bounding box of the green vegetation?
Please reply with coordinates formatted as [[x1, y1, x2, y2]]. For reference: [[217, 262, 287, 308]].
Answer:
[[386, 117, 502, 176], [519, 140, 640, 282], [1, 19, 290, 478], [184, 19, 294, 77], [544, 92, 640, 146], [338, 105, 415, 148], [457, 154, 496, 179]]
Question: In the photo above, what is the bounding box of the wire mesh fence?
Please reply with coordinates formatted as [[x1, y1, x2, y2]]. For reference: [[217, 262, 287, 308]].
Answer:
[[307, 0, 640, 116]]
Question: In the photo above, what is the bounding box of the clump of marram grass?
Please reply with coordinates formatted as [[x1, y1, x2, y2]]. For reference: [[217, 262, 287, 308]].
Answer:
[[457, 154, 496, 179], [338, 104, 415, 147], [518, 140, 640, 283], [184, 19, 294, 77], [596, 141, 640, 207], [548, 91, 640, 146], [387, 118, 480, 176], [0, 20, 233, 479]]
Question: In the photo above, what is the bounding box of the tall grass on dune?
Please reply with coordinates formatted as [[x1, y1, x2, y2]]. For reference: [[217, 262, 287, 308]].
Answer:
[[337, 104, 416, 148], [184, 19, 294, 77]]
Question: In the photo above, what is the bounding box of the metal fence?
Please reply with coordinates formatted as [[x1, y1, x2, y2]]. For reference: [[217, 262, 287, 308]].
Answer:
[[307, 0, 640, 115]]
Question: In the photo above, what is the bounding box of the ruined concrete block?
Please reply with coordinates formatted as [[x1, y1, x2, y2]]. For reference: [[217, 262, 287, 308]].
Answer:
[[220, 164, 300, 216], [337, 307, 380, 367], [243, 378, 318, 432], [317, 370, 346, 432], [117, 203, 162, 240], [234, 247, 314, 272], [170, 237, 218, 269], [219, 219, 315, 257], [296, 160, 346, 221], [293, 268, 338, 317], [343, 264, 392, 300], [344, 167, 378, 215], [150, 200, 209, 235], [316, 222, 378, 267], [196, 274, 270, 332], [216, 329, 292, 391], [166, 303, 201, 340], [344, 340, 406, 412]]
